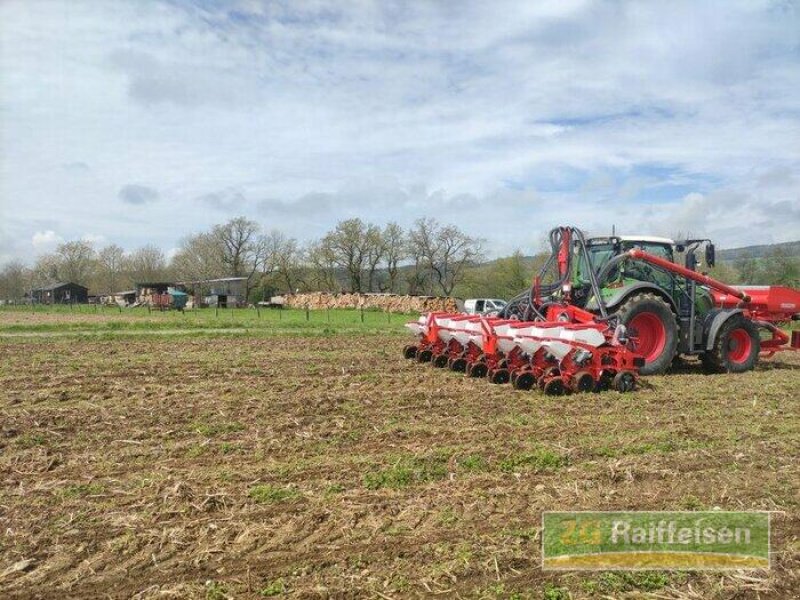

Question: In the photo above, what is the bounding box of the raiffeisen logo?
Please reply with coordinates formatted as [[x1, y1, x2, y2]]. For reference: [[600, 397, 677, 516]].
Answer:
[[611, 518, 753, 545], [542, 511, 770, 570]]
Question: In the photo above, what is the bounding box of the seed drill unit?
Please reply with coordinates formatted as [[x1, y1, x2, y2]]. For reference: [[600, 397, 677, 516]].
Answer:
[[403, 226, 800, 394]]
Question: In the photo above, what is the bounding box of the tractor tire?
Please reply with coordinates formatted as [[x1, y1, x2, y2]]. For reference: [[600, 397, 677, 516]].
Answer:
[[701, 315, 760, 373], [614, 293, 679, 375], [403, 345, 417, 360]]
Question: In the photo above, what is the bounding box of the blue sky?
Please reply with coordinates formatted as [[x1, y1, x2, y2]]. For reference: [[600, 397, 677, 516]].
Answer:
[[1, 0, 799, 264]]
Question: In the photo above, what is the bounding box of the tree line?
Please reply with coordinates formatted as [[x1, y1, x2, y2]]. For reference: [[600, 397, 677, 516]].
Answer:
[[0, 217, 484, 302], [1, 217, 797, 303]]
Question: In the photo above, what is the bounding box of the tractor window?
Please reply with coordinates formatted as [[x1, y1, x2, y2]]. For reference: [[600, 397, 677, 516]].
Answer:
[[475, 300, 485, 312], [576, 243, 615, 284], [622, 242, 675, 289]]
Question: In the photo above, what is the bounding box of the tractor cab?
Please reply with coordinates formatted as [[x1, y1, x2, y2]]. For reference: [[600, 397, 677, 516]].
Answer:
[[572, 235, 676, 306]]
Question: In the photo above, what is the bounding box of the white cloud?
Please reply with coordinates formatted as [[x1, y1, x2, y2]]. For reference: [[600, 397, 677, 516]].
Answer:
[[1, 0, 798, 265], [31, 230, 64, 251], [82, 233, 107, 245]]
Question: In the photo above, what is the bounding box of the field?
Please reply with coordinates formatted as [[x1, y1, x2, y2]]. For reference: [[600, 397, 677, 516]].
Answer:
[[1, 307, 798, 599]]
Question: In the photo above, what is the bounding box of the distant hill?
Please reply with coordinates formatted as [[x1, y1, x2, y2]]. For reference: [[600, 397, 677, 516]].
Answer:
[[718, 240, 800, 261]]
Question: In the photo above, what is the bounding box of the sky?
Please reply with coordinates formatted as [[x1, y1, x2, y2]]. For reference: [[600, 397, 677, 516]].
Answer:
[[1, 0, 799, 265]]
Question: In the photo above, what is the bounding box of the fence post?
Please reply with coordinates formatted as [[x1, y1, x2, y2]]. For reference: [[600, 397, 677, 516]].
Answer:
[[215, 306, 219, 318], [360, 306, 364, 323], [327, 308, 330, 323], [305, 307, 310, 321]]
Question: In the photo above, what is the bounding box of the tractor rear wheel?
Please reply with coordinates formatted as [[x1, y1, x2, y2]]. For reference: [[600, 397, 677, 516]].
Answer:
[[614, 293, 679, 375], [701, 315, 760, 373]]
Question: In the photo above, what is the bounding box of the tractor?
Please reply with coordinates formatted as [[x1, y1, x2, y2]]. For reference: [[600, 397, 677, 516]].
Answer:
[[404, 226, 799, 394], [498, 227, 800, 375]]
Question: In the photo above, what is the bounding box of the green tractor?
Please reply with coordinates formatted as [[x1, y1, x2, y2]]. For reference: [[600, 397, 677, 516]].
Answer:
[[500, 227, 798, 375]]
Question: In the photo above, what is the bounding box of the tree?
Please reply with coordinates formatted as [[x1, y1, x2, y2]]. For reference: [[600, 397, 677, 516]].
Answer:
[[409, 218, 482, 296], [323, 218, 373, 292], [262, 230, 302, 293], [212, 217, 266, 299], [734, 255, 759, 284], [97, 244, 127, 293], [170, 232, 226, 282], [364, 223, 385, 292], [127, 245, 168, 283], [305, 239, 339, 292], [762, 248, 799, 287], [54, 240, 96, 285], [382, 222, 406, 293], [486, 251, 530, 298], [0, 261, 29, 303]]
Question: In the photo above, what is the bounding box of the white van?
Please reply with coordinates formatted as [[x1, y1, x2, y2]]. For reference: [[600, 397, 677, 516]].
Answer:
[[464, 298, 507, 315]]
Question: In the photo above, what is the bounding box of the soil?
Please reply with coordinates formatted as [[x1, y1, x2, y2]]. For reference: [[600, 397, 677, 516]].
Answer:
[[1, 331, 798, 599]]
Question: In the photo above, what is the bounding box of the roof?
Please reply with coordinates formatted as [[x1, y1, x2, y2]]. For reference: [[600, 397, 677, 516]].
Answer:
[[135, 282, 175, 288], [618, 235, 676, 245], [177, 277, 248, 284], [32, 282, 88, 292]]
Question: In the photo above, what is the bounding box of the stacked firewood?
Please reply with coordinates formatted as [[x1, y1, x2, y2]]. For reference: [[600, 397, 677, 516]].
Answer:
[[284, 293, 457, 313]]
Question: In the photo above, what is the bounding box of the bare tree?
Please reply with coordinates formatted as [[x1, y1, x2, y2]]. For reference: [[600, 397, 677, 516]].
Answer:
[[97, 244, 126, 293], [171, 232, 226, 282], [127, 245, 168, 283], [305, 239, 339, 292], [55, 240, 96, 285], [382, 222, 406, 293], [324, 218, 373, 292], [211, 217, 270, 300], [408, 218, 482, 296], [262, 230, 302, 292], [0, 261, 30, 303], [364, 223, 385, 292], [213, 217, 261, 276]]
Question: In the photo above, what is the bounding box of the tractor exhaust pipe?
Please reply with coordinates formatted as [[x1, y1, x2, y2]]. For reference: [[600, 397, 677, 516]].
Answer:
[[626, 249, 751, 303]]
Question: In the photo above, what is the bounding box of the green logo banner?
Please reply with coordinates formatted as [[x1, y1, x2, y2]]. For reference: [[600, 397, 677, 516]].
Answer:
[[542, 511, 770, 570]]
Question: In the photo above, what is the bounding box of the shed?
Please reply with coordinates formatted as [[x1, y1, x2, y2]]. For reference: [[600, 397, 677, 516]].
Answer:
[[177, 277, 248, 308], [30, 282, 89, 304]]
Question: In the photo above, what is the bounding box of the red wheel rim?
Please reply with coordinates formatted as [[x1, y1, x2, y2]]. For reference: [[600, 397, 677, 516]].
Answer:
[[628, 312, 667, 363], [727, 328, 752, 364]]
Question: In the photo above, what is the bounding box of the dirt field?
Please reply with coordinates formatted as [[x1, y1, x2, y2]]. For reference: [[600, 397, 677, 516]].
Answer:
[[1, 311, 798, 599]]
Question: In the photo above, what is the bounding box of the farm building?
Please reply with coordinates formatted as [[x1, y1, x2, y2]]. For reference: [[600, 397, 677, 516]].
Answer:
[[30, 282, 88, 304], [101, 290, 136, 306], [178, 277, 248, 308], [135, 282, 175, 305]]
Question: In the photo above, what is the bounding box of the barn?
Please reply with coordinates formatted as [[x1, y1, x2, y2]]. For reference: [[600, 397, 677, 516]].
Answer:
[[30, 282, 89, 304]]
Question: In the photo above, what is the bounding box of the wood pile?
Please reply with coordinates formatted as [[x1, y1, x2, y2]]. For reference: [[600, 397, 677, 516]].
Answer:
[[284, 293, 458, 313]]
